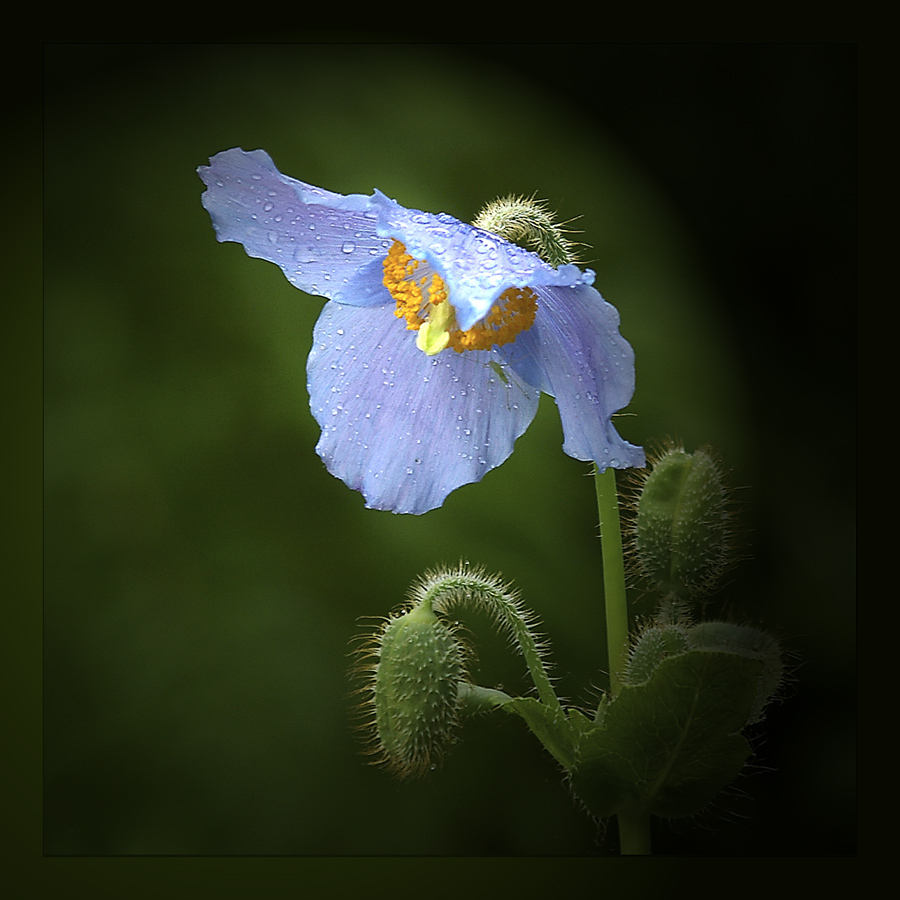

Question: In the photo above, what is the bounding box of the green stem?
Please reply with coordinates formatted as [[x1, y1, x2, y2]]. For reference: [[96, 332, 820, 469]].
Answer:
[[594, 465, 652, 856], [457, 682, 513, 712], [593, 465, 628, 696], [617, 806, 652, 856]]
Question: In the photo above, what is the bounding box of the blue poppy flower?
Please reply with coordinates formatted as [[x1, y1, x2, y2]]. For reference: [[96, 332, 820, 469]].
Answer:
[[198, 148, 645, 514]]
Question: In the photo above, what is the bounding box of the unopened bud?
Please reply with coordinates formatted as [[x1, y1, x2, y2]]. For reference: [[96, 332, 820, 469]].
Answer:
[[634, 446, 733, 601], [625, 622, 689, 685], [372, 602, 466, 778]]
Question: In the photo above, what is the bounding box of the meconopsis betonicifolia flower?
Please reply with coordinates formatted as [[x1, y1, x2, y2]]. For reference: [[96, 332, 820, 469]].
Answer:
[[198, 148, 645, 514]]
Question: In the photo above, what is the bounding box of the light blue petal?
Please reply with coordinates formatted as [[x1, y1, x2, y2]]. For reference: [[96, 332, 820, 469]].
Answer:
[[501, 283, 645, 470], [198, 148, 392, 306], [307, 301, 540, 514], [371, 191, 593, 331]]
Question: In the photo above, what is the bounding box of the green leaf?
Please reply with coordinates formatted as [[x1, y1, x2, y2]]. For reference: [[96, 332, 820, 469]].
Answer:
[[569, 650, 762, 819]]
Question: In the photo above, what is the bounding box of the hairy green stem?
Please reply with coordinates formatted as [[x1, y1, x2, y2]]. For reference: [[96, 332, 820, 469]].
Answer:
[[423, 572, 561, 712]]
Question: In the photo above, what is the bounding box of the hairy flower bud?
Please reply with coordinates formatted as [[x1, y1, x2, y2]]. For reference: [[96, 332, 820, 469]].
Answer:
[[624, 622, 690, 685], [633, 445, 734, 601], [367, 602, 467, 778], [472, 194, 580, 268], [351, 563, 559, 778]]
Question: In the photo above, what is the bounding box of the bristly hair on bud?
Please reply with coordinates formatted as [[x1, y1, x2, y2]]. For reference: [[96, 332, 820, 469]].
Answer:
[[349, 562, 561, 778], [623, 440, 740, 607], [411, 562, 561, 712], [624, 619, 691, 686], [472, 194, 584, 268], [349, 597, 469, 779]]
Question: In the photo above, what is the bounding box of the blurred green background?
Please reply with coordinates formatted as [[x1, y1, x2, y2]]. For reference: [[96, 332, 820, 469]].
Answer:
[[41, 44, 855, 856]]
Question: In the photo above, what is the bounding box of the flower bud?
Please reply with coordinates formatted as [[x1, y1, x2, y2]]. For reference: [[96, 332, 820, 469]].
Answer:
[[472, 195, 579, 267], [634, 446, 733, 601], [372, 602, 467, 778], [624, 622, 689, 685]]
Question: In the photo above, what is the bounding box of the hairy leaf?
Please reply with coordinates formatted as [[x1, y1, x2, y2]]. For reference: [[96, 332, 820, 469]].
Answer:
[[569, 651, 762, 818]]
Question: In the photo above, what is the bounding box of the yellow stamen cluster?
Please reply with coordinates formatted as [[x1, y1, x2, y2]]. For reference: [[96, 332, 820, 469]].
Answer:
[[382, 240, 537, 355]]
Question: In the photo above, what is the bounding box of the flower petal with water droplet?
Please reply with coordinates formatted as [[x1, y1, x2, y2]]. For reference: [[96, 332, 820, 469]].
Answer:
[[500, 283, 645, 470], [370, 190, 593, 332], [308, 301, 540, 514], [198, 148, 389, 306]]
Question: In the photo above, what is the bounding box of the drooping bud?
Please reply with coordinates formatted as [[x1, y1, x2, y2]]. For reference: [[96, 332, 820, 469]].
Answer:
[[367, 600, 467, 778], [351, 597, 469, 778], [632, 445, 734, 602], [352, 563, 563, 778]]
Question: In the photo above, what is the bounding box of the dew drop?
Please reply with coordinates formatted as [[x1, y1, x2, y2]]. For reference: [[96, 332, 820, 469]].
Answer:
[[341, 241, 356, 254], [263, 201, 274, 212]]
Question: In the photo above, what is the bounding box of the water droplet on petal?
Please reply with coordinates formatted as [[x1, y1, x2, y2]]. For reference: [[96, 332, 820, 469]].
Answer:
[[341, 241, 356, 254]]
